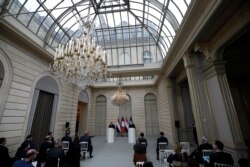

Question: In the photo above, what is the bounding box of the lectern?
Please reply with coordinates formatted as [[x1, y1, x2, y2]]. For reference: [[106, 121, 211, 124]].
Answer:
[[128, 127, 136, 143], [107, 128, 114, 143]]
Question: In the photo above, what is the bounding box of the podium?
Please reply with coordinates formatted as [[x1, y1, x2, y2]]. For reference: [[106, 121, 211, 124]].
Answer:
[[107, 128, 114, 143], [128, 128, 136, 143]]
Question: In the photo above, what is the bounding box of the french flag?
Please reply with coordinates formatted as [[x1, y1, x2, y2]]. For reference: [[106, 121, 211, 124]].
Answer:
[[116, 117, 121, 133], [121, 117, 126, 134], [125, 117, 129, 132]]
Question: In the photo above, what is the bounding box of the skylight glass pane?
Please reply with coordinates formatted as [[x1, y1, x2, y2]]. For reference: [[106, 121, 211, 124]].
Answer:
[[169, 1, 182, 24], [23, 0, 39, 13], [164, 19, 175, 36], [173, 0, 188, 16]]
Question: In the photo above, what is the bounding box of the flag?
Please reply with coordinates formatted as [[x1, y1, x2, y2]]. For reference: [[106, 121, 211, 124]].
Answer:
[[125, 117, 129, 132], [116, 117, 121, 133], [121, 117, 126, 134]]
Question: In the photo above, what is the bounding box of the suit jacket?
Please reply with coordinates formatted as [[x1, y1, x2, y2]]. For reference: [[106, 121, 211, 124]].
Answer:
[[0, 145, 12, 167], [61, 135, 72, 143], [157, 136, 168, 148], [209, 151, 234, 166], [138, 137, 148, 147], [79, 135, 92, 149]]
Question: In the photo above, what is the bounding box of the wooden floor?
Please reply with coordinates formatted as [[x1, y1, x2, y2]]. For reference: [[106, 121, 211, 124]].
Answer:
[[80, 136, 164, 167]]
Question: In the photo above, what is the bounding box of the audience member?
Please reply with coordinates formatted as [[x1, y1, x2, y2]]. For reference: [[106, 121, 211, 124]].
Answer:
[[13, 149, 38, 167], [0, 137, 13, 167], [79, 131, 93, 158], [38, 135, 54, 165], [138, 132, 148, 148], [156, 132, 168, 160], [61, 131, 73, 144], [109, 122, 115, 129], [48, 132, 55, 146], [65, 140, 81, 167], [189, 136, 213, 166], [167, 142, 188, 166], [22, 135, 36, 149], [133, 139, 147, 165], [45, 140, 65, 167], [208, 140, 234, 167], [15, 142, 30, 161]]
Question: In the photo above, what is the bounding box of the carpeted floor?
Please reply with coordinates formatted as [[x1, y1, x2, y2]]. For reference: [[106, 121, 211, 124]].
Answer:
[[80, 136, 164, 167]]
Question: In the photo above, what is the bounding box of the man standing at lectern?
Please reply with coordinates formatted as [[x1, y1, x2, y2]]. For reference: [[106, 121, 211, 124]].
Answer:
[[109, 122, 115, 129], [156, 132, 168, 160]]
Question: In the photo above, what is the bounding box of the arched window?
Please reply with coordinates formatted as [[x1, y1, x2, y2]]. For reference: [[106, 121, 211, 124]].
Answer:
[[144, 93, 159, 136], [0, 61, 4, 88], [119, 52, 130, 65], [143, 51, 152, 64], [95, 95, 107, 136]]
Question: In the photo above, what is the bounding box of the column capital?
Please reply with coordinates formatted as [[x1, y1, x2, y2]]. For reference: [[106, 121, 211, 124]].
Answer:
[[203, 61, 226, 79], [193, 42, 215, 61]]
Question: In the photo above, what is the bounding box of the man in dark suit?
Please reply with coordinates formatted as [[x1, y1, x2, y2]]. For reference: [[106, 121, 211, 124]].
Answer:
[[156, 132, 168, 160], [0, 137, 13, 167], [109, 122, 115, 129], [208, 140, 234, 167], [80, 131, 93, 158], [38, 135, 54, 165], [61, 130, 72, 144], [133, 139, 147, 165], [189, 136, 213, 166], [138, 132, 148, 148]]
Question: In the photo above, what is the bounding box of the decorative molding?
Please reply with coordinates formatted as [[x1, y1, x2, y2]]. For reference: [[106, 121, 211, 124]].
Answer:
[[193, 43, 214, 61]]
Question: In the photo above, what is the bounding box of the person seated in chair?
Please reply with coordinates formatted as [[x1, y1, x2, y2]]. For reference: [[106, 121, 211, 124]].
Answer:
[[133, 139, 147, 166], [79, 131, 93, 158], [61, 130, 72, 145], [188, 136, 213, 166], [13, 149, 38, 167], [138, 132, 148, 148], [207, 140, 234, 167], [156, 132, 168, 160], [167, 142, 188, 167]]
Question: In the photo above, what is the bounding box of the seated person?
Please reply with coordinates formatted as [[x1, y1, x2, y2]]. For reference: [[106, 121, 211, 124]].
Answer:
[[109, 122, 115, 129], [45, 141, 65, 167], [208, 140, 234, 167], [167, 142, 188, 166], [138, 132, 148, 147], [61, 130, 72, 144], [189, 136, 213, 166], [79, 131, 93, 158], [13, 149, 38, 167], [15, 142, 30, 161], [133, 139, 147, 165], [156, 132, 168, 160]]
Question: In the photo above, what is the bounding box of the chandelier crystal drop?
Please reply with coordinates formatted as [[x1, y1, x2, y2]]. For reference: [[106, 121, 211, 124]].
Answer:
[[111, 81, 129, 106], [50, 14, 109, 89]]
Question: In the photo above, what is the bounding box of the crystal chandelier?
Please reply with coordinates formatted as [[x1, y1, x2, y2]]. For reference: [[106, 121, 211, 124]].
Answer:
[[50, 11, 109, 89], [111, 80, 129, 106]]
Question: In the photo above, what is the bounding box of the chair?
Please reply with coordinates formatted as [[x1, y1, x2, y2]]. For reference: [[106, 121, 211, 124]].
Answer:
[[61, 141, 69, 153], [136, 161, 144, 167], [159, 142, 168, 162], [141, 142, 147, 147], [180, 142, 190, 154], [202, 149, 213, 156], [79, 141, 88, 159], [214, 163, 233, 167], [163, 149, 175, 167]]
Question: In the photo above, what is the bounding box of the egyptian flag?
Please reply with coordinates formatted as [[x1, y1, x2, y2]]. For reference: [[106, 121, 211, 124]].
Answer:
[[125, 117, 129, 132], [116, 117, 121, 133], [121, 117, 126, 134]]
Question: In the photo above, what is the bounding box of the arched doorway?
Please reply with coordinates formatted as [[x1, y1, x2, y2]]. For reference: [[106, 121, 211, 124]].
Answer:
[[95, 95, 107, 136], [76, 90, 89, 135], [145, 93, 159, 136], [28, 76, 59, 148]]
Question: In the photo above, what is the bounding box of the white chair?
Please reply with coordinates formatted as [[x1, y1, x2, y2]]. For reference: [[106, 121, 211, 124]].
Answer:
[[136, 161, 144, 167], [214, 163, 233, 167], [79, 141, 89, 159], [159, 142, 168, 162], [180, 142, 190, 154], [163, 149, 175, 167], [61, 141, 69, 153], [141, 142, 147, 147], [202, 149, 213, 156]]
